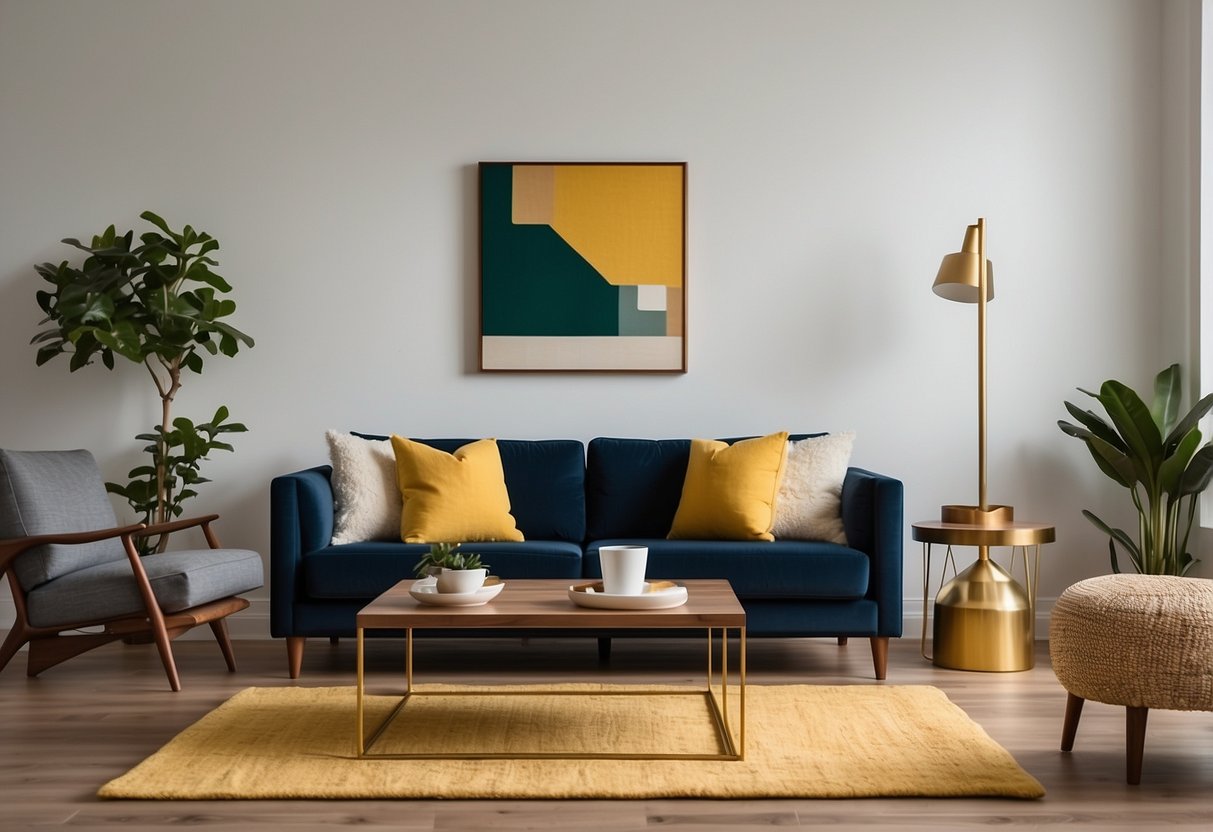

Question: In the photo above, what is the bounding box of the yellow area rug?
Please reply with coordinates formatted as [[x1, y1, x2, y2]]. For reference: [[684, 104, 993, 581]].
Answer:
[[98, 684, 1044, 799]]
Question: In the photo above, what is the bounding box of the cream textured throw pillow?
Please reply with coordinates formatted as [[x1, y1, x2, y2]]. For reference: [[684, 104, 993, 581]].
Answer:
[[326, 430, 401, 545], [772, 432, 854, 544]]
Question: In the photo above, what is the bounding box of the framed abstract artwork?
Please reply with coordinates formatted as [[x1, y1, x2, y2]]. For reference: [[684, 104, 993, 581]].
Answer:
[[479, 161, 687, 372]]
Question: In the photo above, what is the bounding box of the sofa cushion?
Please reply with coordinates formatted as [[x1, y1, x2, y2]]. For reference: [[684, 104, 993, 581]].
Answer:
[[26, 547, 263, 629], [356, 435, 586, 543], [585, 438, 691, 540], [390, 437, 524, 543], [305, 540, 585, 598], [584, 539, 868, 599], [326, 431, 400, 545], [772, 432, 853, 544], [586, 434, 820, 541], [668, 432, 789, 541]]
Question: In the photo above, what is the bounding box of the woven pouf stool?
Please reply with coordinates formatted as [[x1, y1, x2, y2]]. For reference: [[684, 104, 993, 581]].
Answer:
[[1049, 574, 1213, 784]]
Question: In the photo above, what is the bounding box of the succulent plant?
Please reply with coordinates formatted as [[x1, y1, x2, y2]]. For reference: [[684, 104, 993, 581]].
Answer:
[[413, 543, 489, 577]]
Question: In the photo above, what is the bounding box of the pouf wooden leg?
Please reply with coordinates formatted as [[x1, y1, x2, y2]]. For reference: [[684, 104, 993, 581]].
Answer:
[[1061, 692, 1084, 752], [1126, 706, 1149, 785]]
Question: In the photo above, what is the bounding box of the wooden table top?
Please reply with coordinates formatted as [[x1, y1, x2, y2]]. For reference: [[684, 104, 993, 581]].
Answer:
[[356, 578, 745, 629]]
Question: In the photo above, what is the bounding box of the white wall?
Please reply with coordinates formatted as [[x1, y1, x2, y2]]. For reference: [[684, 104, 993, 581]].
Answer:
[[0, 0, 1200, 639]]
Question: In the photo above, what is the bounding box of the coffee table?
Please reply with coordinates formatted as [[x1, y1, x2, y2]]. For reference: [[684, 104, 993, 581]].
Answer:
[[356, 578, 746, 761]]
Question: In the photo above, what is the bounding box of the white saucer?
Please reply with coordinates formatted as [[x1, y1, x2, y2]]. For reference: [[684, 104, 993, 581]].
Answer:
[[568, 580, 688, 610], [409, 576, 504, 607]]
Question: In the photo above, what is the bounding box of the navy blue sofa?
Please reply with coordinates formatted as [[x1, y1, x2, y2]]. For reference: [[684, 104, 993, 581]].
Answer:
[[270, 435, 903, 679]]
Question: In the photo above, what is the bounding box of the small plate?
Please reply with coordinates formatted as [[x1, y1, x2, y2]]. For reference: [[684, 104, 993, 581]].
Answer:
[[568, 580, 688, 610], [409, 575, 504, 607]]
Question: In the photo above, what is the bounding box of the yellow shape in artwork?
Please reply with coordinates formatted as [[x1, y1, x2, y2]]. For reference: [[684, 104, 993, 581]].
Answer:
[[550, 165, 683, 287]]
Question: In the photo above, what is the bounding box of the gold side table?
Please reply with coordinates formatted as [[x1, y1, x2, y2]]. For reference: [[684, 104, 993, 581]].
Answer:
[[912, 520, 1055, 672]]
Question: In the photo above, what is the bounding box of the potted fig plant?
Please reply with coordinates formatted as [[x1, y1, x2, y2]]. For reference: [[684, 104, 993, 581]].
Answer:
[[1058, 363, 1213, 575], [413, 543, 491, 593], [32, 212, 254, 554]]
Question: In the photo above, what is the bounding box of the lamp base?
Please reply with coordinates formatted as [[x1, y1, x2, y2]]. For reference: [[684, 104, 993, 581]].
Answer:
[[932, 557, 1034, 671], [941, 504, 1014, 526]]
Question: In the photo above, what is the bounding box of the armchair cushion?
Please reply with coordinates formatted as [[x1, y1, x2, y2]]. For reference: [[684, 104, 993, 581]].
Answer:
[[25, 547, 263, 629], [0, 449, 126, 590]]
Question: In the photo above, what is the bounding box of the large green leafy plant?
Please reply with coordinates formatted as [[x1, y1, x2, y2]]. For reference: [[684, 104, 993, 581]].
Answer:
[[1058, 363, 1213, 575], [32, 211, 254, 553]]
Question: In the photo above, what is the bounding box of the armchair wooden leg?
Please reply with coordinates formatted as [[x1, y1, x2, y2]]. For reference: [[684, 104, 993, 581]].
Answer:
[[869, 636, 889, 680], [837, 636, 848, 646], [0, 623, 30, 674], [149, 617, 182, 692], [1060, 692, 1084, 752], [27, 633, 123, 676], [210, 619, 237, 672], [287, 637, 305, 679], [1126, 706, 1149, 785]]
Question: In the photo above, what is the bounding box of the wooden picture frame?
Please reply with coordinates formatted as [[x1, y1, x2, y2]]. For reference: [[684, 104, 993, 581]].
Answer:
[[479, 161, 687, 373]]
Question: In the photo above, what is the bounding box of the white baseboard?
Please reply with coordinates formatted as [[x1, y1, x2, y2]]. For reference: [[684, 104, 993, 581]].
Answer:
[[1, 596, 1056, 643]]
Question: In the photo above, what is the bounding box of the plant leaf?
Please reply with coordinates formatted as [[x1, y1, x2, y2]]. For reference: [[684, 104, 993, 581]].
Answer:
[[1150, 363, 1182, 435], [1158, 426, 1201, 495], [1179, 445, 1213, 496], [1096, 380, 1162, 489], [1163, 391, 1213, 450], [1058, 421, 1136, 487], [1063, 401, 1126, 451], [1082, 509, 1143, 572]]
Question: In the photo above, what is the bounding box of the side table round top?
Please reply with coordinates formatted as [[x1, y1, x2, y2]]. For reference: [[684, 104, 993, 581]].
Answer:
[[911, 520, 1056, 547]]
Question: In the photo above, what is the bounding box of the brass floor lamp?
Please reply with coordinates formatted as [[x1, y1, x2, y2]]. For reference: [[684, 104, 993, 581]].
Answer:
[[929, 218, 1034, 671]]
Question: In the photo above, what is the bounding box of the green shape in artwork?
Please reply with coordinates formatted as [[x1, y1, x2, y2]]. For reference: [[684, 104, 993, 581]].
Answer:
[[617, 286, 667, 336], [481, 164, 620, 336]]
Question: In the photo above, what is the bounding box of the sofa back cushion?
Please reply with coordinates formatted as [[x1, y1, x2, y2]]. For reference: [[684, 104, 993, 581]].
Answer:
[[587, 434, 822, 540], [355, 435, 586, 542], [586, 438, 691, 539]]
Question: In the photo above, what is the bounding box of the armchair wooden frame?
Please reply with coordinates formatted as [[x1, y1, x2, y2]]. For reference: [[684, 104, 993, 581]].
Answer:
[[0, 515, 249, 692]]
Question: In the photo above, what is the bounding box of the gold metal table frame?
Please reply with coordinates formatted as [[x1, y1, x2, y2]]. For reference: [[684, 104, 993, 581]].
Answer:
[[912, 520, 1055, 671], [352, 579, 749, 761], [355, 625, 746, 761]]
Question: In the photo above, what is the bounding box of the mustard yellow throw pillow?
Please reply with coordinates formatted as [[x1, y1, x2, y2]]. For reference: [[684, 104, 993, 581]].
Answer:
[[390, 436, 524, 543], [668, 432, 790, 541]]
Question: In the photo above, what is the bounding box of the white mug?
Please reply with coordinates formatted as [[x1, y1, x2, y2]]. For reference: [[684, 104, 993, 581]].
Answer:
[[599, 545, 648, 595]]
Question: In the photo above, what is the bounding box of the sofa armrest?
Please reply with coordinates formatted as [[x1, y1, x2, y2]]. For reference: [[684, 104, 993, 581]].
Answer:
[[841, 466, 904, 637], [270, 465, 335, 637]]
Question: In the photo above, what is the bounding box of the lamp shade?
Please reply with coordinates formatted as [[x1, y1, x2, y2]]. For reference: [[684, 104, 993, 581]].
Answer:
[[932, 224, 994, 303]]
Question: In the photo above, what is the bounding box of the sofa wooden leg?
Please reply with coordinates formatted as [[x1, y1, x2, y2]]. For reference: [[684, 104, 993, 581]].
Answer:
[[869, 636, 888, 680], [597, 637, 612, 663], [837, 636, 848, 646], [329, 636, 340, 646], [1060, 692, 1084, 752], [287, 637, 305, 679], [1126, 706, 1148, 785]]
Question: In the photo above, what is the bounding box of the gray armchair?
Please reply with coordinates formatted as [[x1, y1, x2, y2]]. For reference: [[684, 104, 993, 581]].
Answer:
[[0, 449, 263, 691]]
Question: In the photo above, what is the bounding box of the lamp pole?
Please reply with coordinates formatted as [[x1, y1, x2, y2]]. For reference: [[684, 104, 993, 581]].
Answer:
[[977, 217, 987, 514]]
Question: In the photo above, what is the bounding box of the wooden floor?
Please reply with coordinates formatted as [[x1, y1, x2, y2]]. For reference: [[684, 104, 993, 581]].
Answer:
[[1, 635, 1210, 830]]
